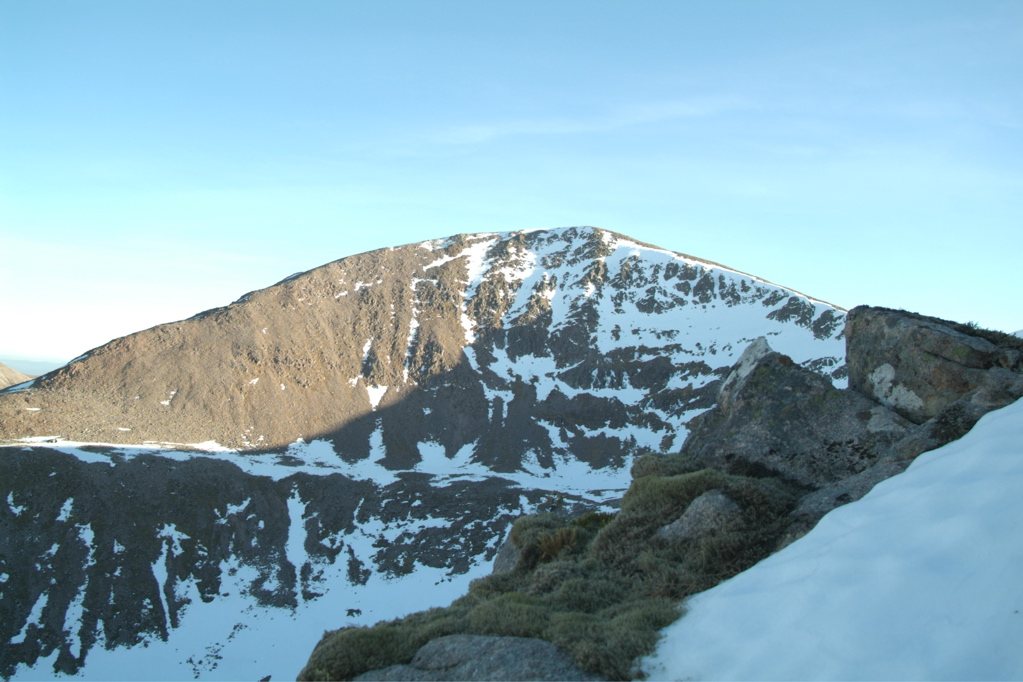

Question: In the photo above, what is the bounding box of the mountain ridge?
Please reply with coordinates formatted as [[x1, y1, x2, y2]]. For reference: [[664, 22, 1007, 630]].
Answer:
[[0, 227, 845, 466]]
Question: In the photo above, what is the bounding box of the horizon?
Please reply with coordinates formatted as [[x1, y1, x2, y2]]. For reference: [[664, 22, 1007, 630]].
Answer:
[[2, 1, 1021, 360]]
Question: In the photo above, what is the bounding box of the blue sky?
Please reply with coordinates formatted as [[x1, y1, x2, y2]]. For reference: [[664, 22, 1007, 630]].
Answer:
[[1, 1, 1021, 363]]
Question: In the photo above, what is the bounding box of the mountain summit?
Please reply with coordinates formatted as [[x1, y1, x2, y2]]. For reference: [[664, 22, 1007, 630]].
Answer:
[[1, 227, 843, 466]]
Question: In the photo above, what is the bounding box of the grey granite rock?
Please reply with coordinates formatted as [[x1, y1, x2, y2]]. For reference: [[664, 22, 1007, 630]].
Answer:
[[352, 634, 604, 681], [846, 306, 1023, 424], [680, 338, 912, 489], [491, 530, 521, 574], [656, 489, 742, 542]]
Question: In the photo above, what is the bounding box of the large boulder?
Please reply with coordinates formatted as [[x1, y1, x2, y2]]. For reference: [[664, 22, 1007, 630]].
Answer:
[[655, 489, 742, 542], [352, 635, 604, 681], [680, 338, 912, 490], [846, 306, 1023, 424]]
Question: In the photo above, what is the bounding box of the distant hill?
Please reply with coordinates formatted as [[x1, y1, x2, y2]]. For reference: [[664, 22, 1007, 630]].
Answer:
[[0, 357, 67, 376], [0, 362, 32, 390]]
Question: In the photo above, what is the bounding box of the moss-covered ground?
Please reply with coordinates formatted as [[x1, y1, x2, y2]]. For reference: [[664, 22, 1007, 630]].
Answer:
[[299, 452, 802, 681]]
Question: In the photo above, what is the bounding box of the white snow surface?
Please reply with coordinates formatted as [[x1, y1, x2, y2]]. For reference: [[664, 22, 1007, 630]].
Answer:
[[12, 541, 487, 682], [6, 438, 565, 682], [365, 384, 388, 410], [10, 437, 628, 498], [641, 397, 1023, 681]]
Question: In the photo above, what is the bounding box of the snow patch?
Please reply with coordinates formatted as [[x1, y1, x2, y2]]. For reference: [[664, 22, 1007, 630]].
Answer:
[[7, 492, 27, 516], [10, 590, 47, 645], [2, 378, 38, 393], [366, 385, 387, 410], [56, 498, 73, 522]]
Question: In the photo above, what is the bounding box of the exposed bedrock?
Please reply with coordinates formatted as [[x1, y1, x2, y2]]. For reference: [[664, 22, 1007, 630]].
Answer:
[[679, 337, 913, 490], [351, 635, 605, 681], [846, 305, 1023, 424], [676, 306, 1023, 547]]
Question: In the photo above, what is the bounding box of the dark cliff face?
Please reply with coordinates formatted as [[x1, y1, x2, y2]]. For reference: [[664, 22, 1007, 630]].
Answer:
[[0, 446, 581, 680], [0, 227, 850, 680]]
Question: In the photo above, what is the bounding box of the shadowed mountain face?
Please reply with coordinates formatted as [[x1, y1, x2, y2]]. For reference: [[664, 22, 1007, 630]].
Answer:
[[0, 227, 847, 680], [0, 227, 844, 467]]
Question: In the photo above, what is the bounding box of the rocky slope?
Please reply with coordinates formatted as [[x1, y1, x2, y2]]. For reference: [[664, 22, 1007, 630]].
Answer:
[[0, 363, 32, 391], [0, 227, 844, 465], [0, 227, 849, 680], [302, 306, 1023, 681]]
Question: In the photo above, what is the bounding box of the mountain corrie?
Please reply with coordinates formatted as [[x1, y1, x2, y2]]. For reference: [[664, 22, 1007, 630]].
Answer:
[[0, 227, 848, 680]]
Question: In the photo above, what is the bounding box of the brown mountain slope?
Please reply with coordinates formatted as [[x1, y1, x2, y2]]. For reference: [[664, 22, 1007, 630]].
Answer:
[[0, 238, 469, 449], [0, 227, 845, 458], [0, 362, 33, 390]]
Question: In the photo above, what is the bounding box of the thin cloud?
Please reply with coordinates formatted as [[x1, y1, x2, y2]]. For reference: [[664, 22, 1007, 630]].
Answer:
[[433, 96, 754, 144]]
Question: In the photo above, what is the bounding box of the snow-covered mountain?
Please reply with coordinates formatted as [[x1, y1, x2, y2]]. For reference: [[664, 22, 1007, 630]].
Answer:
[[641, 394, 1023, 680], [0, 227, 847, 680], [0, 227, 845, 457]]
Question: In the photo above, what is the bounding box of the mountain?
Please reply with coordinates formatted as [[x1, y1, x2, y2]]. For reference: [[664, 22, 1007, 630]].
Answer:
[[0, 227, 845, 458], [0, 363, 32, 391], [0, 227, 847, 680]]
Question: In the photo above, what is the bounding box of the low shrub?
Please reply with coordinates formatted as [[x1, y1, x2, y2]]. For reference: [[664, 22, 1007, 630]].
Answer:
[[537, 527, 580, 562]]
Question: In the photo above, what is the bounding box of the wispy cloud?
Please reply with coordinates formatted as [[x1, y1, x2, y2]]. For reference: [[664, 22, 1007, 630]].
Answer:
[[433, 96, 754, 144]]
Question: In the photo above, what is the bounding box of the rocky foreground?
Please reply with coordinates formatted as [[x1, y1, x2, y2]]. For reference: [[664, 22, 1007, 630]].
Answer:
[[300, 306, 1023, 680]]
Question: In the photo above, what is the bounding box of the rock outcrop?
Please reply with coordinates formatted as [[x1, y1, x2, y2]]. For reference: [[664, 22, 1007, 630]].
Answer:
[[655, 489, 742, 543], [677, 305, 1023, 545], [679, 336, 912, 489], [352, 635, 603, 681], [846, 306, 1023, 424]]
